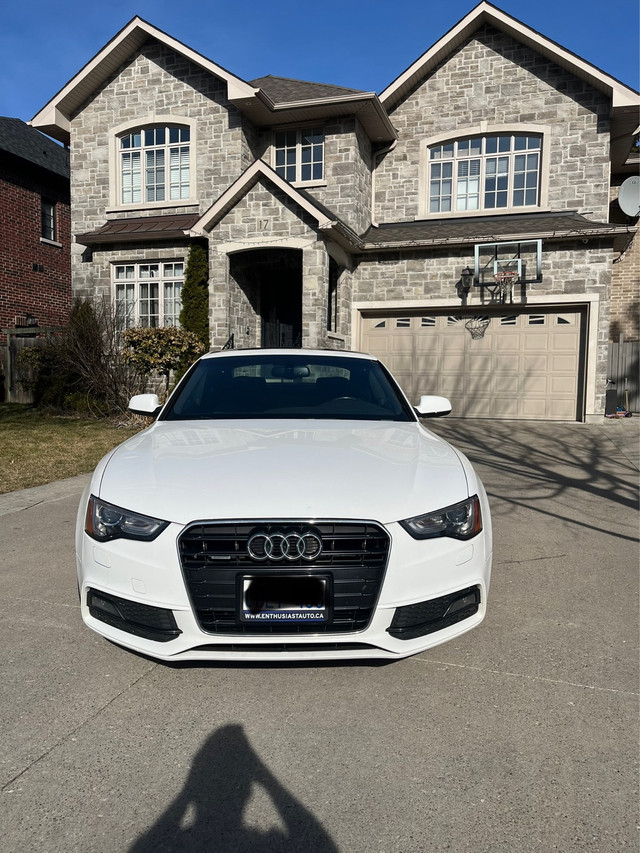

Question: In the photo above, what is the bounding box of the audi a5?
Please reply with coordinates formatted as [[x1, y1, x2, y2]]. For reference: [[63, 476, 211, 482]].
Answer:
[[76, 349, 492, 661]]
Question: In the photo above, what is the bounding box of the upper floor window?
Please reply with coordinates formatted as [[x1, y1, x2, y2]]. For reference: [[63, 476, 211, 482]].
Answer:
[[428, 134, 541, 215], [41, 198, 56, 241], [114, 261, 184, 328], [119, 125, 190, 205], [274, 128, 324, 183]]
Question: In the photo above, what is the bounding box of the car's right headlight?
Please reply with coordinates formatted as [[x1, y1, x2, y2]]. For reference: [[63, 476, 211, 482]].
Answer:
[[85, 495, 169, 542], [399, 495, 482, 541]]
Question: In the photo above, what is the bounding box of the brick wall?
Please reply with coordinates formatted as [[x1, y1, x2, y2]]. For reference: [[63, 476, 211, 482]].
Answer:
[[609, 180, 639, 341], [0, 156, 71, 350]]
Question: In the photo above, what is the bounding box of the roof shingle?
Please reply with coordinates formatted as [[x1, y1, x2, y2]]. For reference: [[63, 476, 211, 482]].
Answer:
[[0, 117, 69, 178]]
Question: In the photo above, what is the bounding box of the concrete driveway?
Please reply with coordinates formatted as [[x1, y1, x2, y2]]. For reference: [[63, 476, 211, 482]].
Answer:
[[1, 419, 637, 853]]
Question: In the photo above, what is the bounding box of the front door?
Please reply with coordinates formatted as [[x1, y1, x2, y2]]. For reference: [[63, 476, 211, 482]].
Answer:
[[261, 273, 302, 347]]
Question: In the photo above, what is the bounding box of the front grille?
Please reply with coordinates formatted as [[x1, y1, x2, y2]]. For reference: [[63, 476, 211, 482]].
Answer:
[[178, 520, 390, 634]]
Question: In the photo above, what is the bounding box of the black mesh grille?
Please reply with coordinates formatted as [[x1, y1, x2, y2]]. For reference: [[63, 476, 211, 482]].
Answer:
[[178, 520, 390, 634], [387, 585, 480, 640], [87, 588, 181, 642]]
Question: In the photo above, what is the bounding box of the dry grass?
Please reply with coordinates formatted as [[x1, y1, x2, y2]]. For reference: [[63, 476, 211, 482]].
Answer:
[[0, 405, 142, 494]]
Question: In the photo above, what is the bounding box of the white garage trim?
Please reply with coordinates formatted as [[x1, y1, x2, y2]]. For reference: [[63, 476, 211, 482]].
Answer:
[[353, 294, 600, 420]]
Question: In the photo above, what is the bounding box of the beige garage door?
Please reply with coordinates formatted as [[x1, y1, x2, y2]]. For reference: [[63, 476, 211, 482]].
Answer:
[[361, 310, 584, 420]]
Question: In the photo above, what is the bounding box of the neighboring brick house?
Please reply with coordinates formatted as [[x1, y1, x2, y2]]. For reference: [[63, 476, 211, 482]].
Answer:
[[0, 117, 71, 398], [31, 2, 639, 420]]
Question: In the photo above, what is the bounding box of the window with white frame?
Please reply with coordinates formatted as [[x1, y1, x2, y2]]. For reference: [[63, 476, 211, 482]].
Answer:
[[114, 262, 184, 328], [428, 134, 541, 214], [274, 127, 324, 183], [119, 126, 190, 205]]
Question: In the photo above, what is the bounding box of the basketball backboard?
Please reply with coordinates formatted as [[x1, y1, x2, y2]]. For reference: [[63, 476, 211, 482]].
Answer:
[[473, 240, 542, 287]]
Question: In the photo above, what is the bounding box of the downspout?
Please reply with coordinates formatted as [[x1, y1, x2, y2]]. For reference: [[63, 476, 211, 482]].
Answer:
[[370, 140, 397, 228]]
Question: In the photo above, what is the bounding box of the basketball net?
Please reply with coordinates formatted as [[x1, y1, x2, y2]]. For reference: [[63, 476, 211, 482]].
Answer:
[[492, 270, 519, 303]]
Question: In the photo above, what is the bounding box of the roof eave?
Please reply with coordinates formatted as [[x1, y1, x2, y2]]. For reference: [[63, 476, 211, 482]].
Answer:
[[359, 222, 635, 253], [30, 16, 256, 144], [380, 1, 640, 113], [229, 89, 397, 143]]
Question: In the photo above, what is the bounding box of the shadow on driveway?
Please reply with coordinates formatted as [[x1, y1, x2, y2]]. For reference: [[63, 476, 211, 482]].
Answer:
[[426, 419, 639, 543], [129, 724, 338, 853]]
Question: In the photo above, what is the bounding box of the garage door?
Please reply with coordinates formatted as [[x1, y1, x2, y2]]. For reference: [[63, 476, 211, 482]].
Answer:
[[361, 310, 583, 420]]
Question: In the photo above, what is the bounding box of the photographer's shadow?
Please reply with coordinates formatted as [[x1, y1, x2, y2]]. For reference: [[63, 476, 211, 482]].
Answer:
[[129, 723, 338, 852]]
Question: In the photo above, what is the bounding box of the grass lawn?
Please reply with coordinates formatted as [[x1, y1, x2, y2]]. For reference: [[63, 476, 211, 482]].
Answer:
[[0, 404, 142, 494]]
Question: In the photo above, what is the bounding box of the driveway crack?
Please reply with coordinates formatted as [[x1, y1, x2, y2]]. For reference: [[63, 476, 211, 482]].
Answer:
[[1, 663, 158, 792], [411, 657, 638, 696]]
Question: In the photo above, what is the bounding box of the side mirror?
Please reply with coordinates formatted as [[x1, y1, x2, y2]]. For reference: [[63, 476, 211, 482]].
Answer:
[[415, 395, 452, 418], [128, 393, 162, 419]]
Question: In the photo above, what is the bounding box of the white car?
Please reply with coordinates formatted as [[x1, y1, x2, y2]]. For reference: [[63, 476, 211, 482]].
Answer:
[[76, 349, 492, 662]]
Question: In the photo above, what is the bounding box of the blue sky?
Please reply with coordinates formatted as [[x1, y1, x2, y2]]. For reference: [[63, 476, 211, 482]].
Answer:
[[1, 0, 638, 125]]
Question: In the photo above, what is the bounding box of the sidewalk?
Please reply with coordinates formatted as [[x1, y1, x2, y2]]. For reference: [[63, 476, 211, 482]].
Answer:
[[0, 472, 90, 516]]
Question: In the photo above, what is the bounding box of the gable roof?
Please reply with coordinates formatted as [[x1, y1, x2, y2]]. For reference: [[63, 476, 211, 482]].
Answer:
[[30, 17, 257, 144], [192, 159, 359, 251], [0, 117, 69, 178], [380, 1, 639, 172], [30, 17, 396, 146]]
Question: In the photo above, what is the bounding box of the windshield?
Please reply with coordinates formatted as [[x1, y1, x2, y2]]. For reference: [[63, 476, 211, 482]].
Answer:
[[162, 354, 414, 422]]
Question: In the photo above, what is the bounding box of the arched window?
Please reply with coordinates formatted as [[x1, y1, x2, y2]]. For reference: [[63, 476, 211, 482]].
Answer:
[[428, 133, 542, 214], [119, 125, 191, 205]]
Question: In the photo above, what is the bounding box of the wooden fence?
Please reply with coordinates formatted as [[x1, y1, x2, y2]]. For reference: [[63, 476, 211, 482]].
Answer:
[[607, 338, 639, 413], [2, 328, 62, 404]]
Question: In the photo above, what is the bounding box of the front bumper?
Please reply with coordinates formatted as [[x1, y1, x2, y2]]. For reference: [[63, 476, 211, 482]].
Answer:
[[77, 517, 492, 662]]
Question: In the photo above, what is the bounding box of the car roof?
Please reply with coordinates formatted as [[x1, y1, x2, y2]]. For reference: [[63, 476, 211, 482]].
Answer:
[[200, 349, 376, 361]]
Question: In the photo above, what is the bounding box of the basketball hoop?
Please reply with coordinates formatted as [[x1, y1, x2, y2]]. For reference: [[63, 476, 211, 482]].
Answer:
[[465, 316, 491, 339], [492, 269, 519, 303]]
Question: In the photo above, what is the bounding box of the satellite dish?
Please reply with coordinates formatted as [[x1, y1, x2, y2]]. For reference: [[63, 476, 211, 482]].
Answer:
[[618, 176, 640, 218]]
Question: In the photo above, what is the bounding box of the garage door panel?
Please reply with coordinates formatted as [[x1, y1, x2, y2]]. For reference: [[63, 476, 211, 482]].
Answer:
[[550, 354, 579, 372], [551, 376, 577, 394], [389, 337, 413, 353], [551, 334, 581, 352], [524, 334, 552, 351], [524, 376, 549, 394], [471, 355, 495, 373], [493, 376, 520, 394], [522, 353, 550, 372], [491, 397, 520, 417], [361, 309, 583, 420], [494, 337, 521, 353], [550, 399, 576, 419], [522, 398, 548, 417]]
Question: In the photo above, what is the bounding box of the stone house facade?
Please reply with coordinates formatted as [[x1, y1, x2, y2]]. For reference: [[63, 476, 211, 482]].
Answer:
[[31, 2, 639, 420]]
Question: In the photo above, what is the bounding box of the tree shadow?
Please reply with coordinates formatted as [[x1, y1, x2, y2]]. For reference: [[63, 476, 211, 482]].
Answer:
[[425, 419, 639, 543], [129, 724, 338, 853]]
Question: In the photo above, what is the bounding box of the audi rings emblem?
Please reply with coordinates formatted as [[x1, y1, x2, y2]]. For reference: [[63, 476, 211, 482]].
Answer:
[[247, 530, 323, 562]]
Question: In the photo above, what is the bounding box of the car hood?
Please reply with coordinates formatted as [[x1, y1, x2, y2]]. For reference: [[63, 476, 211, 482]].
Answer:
[[97, 420, 471, 525]]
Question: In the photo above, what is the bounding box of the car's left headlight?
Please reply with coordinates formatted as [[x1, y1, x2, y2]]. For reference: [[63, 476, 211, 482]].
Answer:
[[85, 495, 169, 542], [400, 495, 482, 541]]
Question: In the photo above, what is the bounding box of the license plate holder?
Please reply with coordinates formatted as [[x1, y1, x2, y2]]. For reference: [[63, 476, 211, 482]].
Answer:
[[240, 574, 329, 624]]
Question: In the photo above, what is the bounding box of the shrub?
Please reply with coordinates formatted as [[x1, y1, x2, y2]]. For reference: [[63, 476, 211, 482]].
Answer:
[[17, 299, 145, 415], [121, 326, 205, 393]]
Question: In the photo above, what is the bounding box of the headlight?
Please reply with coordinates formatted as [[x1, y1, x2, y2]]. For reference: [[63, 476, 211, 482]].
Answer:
[[85, 495, 169, 542], [400, 495, 482, 541]]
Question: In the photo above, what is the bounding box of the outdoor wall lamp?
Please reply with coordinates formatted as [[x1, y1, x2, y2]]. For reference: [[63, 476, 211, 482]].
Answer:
[[460, 266, 474, 292]]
